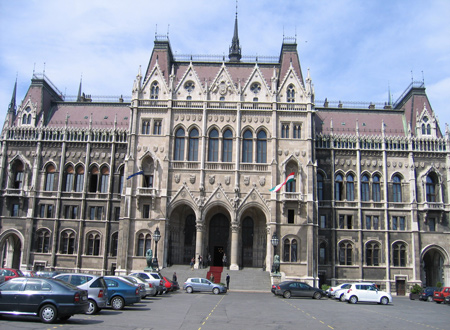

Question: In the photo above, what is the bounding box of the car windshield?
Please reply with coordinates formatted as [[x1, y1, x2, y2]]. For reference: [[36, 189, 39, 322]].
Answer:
[[90, 277, 107, 288]]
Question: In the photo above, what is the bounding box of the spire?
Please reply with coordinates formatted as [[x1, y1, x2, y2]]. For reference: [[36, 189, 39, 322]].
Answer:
[[77, 76, 82, 102], [228, 1, 241, 62], [8, 78, 17, 114]]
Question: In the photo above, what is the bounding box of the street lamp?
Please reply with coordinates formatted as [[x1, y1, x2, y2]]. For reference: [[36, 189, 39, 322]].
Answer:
[[271, 232, 280, 274], [152, 227, 161, 270]]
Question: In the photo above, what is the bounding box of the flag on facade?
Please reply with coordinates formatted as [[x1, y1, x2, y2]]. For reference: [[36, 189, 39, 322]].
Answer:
[[127, 170, 144, 180], [270, 172, 295, 192]]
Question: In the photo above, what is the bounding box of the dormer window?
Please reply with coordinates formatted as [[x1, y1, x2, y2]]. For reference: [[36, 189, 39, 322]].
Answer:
[[150, 81, 159, 99], [287, 84, 295, 103]]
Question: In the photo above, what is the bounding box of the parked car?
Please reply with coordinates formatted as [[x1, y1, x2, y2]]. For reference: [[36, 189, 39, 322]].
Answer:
[[343, 283, 392, 305], [104, 276, 141, 310], [271, 284, 277, 294], [433, 287, 450, 303], [0, 268, 24, 282], [54, 273, 108, 314], [36, 271, 61, 278], [334, 283, 375, 301], [129, 272, 164, 295], [419, 287, 439, 302], [162, 276, 174, 292], [122, 275, 156, 298], [22, 270, 38, 277], [183, 277, 227, 294], [445, 295, 450, 304], [0, 277, 89, 323], [274, 281, 324, 299], [326, 283, 351, 298]]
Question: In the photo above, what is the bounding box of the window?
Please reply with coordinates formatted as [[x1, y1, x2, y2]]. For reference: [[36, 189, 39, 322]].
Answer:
[[286, 84, 295, 103], [143, 205, 150, 218], [153, 120, 162, 135], [12, 161, 24, 189], [373, 216, 379, 230], [87, 232, 101, 256], [399, 216, 405, 230], [64, 165, 74, 192], [366, 216, 379, 230], [339, 215, 344, 229], [366, 215, 371, 230], [426, 174, 437, 202], [143, 175, 153, 188], [287, 209, 295, 224], [222, 129, 233, 162], [242, 130, 253, 163], [36, 230, 50, 253], [319, 242, 326, 265], [137, 233, 152, 256], [286, 176, 296, 192], [392, 175, 402, 202], [89, 166, 99, 192], [118, 167, 124, 194], [208, 129, 219, 162], [47, 205, 53, 218], [89, 206, 103, 220], [12, 204, 19, 217], [110, 232, 118, 256], [60, 231, 75, 254], [75, 166, 84, 192], [346, 174, 354, 201], [281, 124, 289, 138], [142, 120, 150, 134], [366, 242, 380, 266], [339, 242, 353, 265], [174, 128, 185, 161], [89, 207, 95, 220], [392, 216, 406, 230], [372, 175, 381, 202], [256, 130, 267, 163], [100, 167, 109, 193], [293, 124, 301, 139], [72, 206, 78, 219], [39, 205, 46, 218], [428, 218, 436, 232], [97, 207, 103, 220], [283, 238, 298, 262], [361, 175, 370, 201], [184, 81, 195, 93], [45, 164, 56, 191], [150, 81, 159, 99], [393, 243, 406, 267], [317, 173, 324, 201], [320, 215, 326, 228], [113, 207, 120, 221], [335, 174, 343, 201], [188, 128, 199, 161]]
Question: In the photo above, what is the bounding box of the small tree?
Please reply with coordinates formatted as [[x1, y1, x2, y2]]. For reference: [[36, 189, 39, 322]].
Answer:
[[410, 284, 422, 294], [321, 284, 330, 291], [436, 282, 442, 288]]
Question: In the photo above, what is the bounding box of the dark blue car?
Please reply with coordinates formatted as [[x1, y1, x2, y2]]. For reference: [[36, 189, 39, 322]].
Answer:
[[104, 276, 141, 310], [419, 287, 439, 302]]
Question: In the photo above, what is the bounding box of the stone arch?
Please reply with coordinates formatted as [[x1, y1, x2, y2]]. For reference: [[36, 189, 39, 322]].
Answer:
[[0, 229, 24, 269], [421, 244, 449, 287], [204, 203, 233, 267]]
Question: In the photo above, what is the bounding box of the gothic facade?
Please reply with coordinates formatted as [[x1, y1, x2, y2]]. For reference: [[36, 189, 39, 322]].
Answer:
[[1, 21, 449, 294]]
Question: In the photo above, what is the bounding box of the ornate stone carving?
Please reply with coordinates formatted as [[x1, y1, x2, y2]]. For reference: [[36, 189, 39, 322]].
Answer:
[[190, 174, 196, 184], [174, 174, 180, 183], [209, 175, 215, 185], [259, 176, 266, 187], [225, 175, 231, 185], [244, 176, 250, 185]]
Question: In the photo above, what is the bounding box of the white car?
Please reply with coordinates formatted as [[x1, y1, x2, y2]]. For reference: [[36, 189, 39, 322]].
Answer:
[[327, 283, 351, 298], [343, 283, 392, 305]]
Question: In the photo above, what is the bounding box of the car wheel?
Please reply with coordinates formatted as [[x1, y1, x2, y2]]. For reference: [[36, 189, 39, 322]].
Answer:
[[39, 304, 58, 324], [86, 299, 99, 315], [152, 291, 158, 297], [313, 292, 322, 300], [436, 301, 442, 304], [349, 295, 358, 304], [213, 287, 220, 295], [380, 297, 389, 305], [427, 296, 433, 302], [340, 294, 346, 302], [283, 291, 291, 299], [59, 315, 71, 321], [186, 286, 193, 293], [111, 296, 125, 310]]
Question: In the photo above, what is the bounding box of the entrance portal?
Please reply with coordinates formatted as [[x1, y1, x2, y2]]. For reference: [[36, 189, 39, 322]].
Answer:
[[0, 233, 22, 269], [423, 248, 444, 287], [209, 214, 229, 266]]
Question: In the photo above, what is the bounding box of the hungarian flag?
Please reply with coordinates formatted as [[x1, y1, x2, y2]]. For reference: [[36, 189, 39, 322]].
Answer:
[[270, 172, 295, 192]]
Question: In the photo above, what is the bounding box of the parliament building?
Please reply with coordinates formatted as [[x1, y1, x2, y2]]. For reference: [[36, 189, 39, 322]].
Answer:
[[1, 16, 449, 294]]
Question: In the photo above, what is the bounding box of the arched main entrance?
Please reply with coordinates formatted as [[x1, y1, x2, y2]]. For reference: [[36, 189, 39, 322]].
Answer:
[[209, 213, 230, 266], [168, 204, 196, 265], [423, 248, 445, 287], [0, 233, 22, 268]]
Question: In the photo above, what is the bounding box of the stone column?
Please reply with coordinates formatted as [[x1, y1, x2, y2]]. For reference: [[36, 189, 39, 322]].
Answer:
[[194, 222, 204, 269], [230, 223, 239, 270]]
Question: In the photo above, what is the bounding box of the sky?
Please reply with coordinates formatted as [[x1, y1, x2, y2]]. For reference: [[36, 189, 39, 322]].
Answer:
[[1, 0, 450, 130]]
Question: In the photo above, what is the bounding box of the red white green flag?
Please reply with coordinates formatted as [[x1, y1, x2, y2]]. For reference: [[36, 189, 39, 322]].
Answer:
[[270, 172, 295, 192]]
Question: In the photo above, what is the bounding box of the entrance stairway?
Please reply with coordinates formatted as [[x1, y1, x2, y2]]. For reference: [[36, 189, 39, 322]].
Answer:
[[160, 265, 271, 292]]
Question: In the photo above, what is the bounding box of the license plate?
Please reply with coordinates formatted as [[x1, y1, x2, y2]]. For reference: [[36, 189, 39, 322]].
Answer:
[[82, 296, 87, 301]]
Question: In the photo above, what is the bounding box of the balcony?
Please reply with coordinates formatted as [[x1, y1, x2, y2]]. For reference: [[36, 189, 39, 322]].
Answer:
[[137, 187, 156, 197], [205, 162, 235, 170], [282, 192, 303, 201], [6, 188, 26, 197]]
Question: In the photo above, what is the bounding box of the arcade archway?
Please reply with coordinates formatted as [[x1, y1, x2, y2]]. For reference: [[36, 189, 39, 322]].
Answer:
[[208, 213, 230, 266], [422, 248, 445, 287], [0, 232, 22, 269]]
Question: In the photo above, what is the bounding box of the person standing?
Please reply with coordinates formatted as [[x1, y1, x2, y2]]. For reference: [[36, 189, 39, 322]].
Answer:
[[207, 253, 211, 267], [222, 253, 227, 268], [190, 257, 194, 270], [173, 272, 177, 283], [199, 255, 203, 269], [226, 273, 230, 290]]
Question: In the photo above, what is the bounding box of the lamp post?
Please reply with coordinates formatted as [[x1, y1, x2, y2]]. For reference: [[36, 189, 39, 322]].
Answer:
[[271, 232, 279, 274], [152, 227, 161, 270]]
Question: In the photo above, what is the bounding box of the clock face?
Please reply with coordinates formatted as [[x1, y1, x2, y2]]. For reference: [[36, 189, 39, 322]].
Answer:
[[184, 81, 195, 93], [250, 82, 261, 94]]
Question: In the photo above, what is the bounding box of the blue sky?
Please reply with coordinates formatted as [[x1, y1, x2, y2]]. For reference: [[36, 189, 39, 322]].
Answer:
[[1, 0, 450, 129]]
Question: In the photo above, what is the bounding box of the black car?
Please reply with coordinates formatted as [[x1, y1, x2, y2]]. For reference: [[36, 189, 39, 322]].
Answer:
[[419, 287, 439, 302], [0, 277, 89, 323], [274, 281, 325, 299], [445, 295, 450, 304]]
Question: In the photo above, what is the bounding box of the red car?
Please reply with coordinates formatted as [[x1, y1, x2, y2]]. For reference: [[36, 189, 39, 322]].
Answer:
[[0, 268, 24, 282], [433, 287, 450, 303], [162, 276, 174, 292]]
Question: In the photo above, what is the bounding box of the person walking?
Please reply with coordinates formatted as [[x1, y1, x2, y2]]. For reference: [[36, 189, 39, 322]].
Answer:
[[226, 273, 230, 290], [190, 257, 194, 270]]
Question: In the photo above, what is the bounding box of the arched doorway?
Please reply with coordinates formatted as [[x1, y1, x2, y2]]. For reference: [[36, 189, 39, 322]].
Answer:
[[209, 213, 230, 266], [0, 233, 22, 268], [241, 217, 254, 268], [423, 248, 445, 287], [168, 204, 196, 265]]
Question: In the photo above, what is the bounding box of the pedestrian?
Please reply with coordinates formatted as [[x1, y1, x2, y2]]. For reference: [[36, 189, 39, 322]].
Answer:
[[199, 255, 203, 269], [207, 253, 211, 267], [209, 273, 215, 283], [226, 273, 230, 289], [222, 253, 227, 268], [173, 272, 177, 283], [190, 257, 194, 270]]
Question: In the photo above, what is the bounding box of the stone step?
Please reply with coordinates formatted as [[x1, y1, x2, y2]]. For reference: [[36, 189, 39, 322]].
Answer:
[[160, 265, 271, 292]]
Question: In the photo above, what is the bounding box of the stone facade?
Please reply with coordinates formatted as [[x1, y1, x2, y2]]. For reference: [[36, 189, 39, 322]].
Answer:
[[1, 23, 449, 294]]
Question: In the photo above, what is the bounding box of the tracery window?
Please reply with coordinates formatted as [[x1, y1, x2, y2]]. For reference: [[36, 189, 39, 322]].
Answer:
[[188, 128, 199, 161], [150, 81, 159, 99], [339, 241, 353, 265], [45, 164, 56, 191], [283, 238, 298, 262], [242, 130, 253, 163], [208, 129, 219, 162], [426, 174, 437, 202], [392, 175, 402, 202], [256, 130, 267, 163], [60, 230, 75, 254], [222, 129, 233, 162], [36, 229, 50, 253], [393, 242, 406, 267], [174, 128, 185, 161], [137, 233, 152, 256], [346, 174, 354, 201], [287, 84, 295, 103], [87, 232, 101, 256], [335, 174, 343, 201], [366, 242, 380, 266]]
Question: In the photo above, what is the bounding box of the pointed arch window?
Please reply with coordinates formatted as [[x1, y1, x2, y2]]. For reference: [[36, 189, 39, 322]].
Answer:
[[45, 164, 56, 191], [110, 232, 118, 257], [118, 167, 124, 194], [12, 160, 24, 189], [393, 242, 406, 267], [36, 229, 50, 253], [188, 128, 199, 161], [22, 114, 27, 125], [283, 238, 298, 262], [346, 174, 354, 201], [427, 124, 431, 135], [372, 175, 381, 202], [339, 242, 353, 265], [317, 173, 324, 201], [60, 230, 75, 254], [87, 232, 101, 256], [361, 174, 370, 201], [319, 242, 327, 265], [208, 129, 219, 162], [75, 166, 84, 192], [242, 130, 253, 163], [392, 175, 402, 202], [89, 166, 99, 192], [335, 174, 343, 201], [174, 128, 185, 161], [137, 233, 152, 256], [64, 165, 74, 192], [150, 81, 159, 99], [256, 130, 267, 163], [366, 242, 380, 266], [426, 174, 437, 202], [287, 84, 295, 103], [293, 124, 301, 139], [281, 124, 289, 138], [100, 166, 109, 193], [222, 129, 233, 162]]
